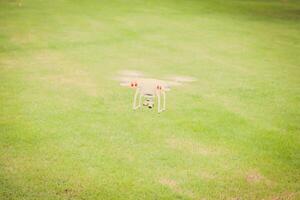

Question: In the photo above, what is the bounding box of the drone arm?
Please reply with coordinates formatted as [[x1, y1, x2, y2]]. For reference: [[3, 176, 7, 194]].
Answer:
[[120, 82, 129, 87]]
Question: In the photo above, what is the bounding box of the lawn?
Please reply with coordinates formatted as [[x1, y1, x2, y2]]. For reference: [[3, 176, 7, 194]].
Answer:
[[0, 0, 299, 199]]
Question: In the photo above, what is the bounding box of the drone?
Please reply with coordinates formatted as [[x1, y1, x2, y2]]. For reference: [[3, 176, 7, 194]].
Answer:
[[117, 70, 195, 113]]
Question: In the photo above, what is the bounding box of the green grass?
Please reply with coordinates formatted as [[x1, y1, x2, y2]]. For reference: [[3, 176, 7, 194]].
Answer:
[[1, 0, 300, 199]]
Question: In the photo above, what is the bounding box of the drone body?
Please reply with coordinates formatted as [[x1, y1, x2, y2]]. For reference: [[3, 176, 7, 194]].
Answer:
[[128, 78, 167, 112], [117, 70, 195, 113]]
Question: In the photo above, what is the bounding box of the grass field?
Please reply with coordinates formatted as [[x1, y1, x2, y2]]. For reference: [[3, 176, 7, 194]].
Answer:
[[1, 0, 300, 199]]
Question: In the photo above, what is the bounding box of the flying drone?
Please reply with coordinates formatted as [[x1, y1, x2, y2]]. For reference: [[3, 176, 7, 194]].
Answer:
[[117, 70, 195, 113]]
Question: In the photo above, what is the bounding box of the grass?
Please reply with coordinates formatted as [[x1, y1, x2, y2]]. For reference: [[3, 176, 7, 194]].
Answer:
[[0, 0, 299, 199]]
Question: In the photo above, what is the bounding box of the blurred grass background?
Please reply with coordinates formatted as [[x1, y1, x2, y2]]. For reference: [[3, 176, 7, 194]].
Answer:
[[1, 0, 299, 199]]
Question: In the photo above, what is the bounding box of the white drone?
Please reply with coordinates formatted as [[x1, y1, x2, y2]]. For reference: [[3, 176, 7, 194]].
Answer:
[[117, 70, 195, 113]]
